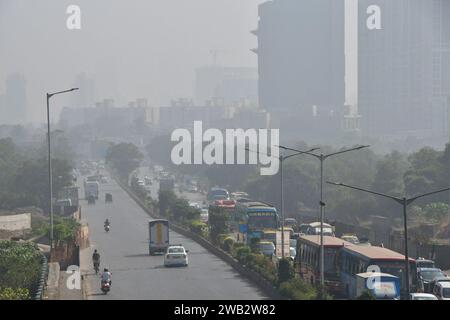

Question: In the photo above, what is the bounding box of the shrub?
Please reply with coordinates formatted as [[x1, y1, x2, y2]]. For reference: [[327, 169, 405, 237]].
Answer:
[[278, 258, 294, 284], [279, 278, 317, 300], [0, 241, 42, 294], [189, 220, 207, 237], [235, 246, 251, 264], [0, 287, 30, 300], [222, 237, 234, 253], [357, 289, 376, 300]]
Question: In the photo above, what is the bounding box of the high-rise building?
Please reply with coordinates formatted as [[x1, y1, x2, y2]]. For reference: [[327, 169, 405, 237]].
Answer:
[[4, 73, 27, 125], [70, 72, 96, 108], [195, 66, 258, 107], [358, 0, 450, 138], [254, 0, 346, 139]]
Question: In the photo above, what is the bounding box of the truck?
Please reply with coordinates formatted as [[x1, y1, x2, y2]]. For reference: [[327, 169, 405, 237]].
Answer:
[[355, 272, 401, 300], [84, 181, 99, 199], [148, 219, 170, 255]]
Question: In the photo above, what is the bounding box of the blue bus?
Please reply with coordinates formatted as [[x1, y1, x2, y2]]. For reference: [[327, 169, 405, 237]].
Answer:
[[339, 244, 418, 298], [236, 201, 279, 244]]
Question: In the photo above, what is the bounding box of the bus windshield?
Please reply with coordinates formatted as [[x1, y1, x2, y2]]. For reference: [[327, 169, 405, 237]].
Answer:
[[248, 216, 277, 230]]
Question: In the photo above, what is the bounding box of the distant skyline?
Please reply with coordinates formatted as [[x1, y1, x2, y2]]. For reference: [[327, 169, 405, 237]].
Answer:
[[0, 0, 358, 124]]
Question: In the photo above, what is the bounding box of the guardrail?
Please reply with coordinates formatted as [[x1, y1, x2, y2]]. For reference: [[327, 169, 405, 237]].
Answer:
[[33, 253, 49, 300], [113, 175, 281, 299]]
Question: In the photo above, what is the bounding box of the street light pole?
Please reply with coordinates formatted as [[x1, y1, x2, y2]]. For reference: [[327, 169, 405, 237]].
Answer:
[[402, 197, 410, 297], [46, 94, 53, 244], [279, 145, 370, 297], [327, 181, 450, 299], [46, 88, 79, 248], [246, 146, 319, 258]]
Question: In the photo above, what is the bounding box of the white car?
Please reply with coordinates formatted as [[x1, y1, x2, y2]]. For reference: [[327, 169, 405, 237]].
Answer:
[[164, 245, 189, 267], [409, 293, 438, 300]]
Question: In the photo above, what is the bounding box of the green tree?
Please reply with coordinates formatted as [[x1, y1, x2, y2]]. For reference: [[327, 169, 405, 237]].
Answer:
[[208, 206, 230, 244], [105, 143, 143, 181]]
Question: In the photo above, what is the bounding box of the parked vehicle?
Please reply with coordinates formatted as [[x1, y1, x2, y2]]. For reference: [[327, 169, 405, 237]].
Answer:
[[148, 219, 170, 255]]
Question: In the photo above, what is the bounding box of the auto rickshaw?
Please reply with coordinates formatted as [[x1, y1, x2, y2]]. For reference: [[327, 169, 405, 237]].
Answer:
[[105, 193, 113, 203]]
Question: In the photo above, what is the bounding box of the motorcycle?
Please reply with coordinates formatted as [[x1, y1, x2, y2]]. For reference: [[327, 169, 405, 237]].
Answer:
[[93, 261, 100, 274], [101, 281, 111, 294], [104, 225, 110, 232]]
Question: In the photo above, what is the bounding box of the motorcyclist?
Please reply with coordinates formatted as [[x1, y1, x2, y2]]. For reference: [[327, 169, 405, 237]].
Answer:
[[92, 249, 100, 264], [101, 268, 112, 286], [104, 219, 110, 227]]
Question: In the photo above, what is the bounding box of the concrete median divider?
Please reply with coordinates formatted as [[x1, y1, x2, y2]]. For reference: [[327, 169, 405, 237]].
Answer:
[[114, 176, 281, 300]]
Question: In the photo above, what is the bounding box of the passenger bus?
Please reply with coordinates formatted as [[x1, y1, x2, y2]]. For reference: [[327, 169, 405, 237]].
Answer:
[[338, 244, 418, 298], [295, 235, 351, 296], [236, 201, 279, 244]]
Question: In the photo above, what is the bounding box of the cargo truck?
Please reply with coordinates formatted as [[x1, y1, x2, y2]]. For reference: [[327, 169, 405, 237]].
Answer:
[[84, 181, 99, 199], [149, 219, 170, 255]]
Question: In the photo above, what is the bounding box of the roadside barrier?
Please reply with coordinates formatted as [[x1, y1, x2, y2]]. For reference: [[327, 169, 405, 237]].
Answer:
[[33, 253, 49, 300], [114, 175, 281, 299]]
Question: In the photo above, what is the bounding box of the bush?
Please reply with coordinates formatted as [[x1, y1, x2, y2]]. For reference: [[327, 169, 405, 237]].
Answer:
[[278, 258, 294, 284], [189, 220, 207, 237], [357, 289, 376, 300], [0, 287, 30, 300], [0, 241, 42, 295], [47, 218, 79, 242], [279, 278, 317, 300], [222, 237, 234, 253], [235, 246, 251, 263]]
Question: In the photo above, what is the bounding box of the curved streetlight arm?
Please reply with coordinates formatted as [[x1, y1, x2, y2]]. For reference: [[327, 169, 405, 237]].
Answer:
[[326, 181, 402, 202], [245, 146, 319, 160], [48, 87, 79, 99], [283, 147, 320, 160], [277, 145, 320, 159], [323, 145, 370, 159], [407, 187, 450, 205]]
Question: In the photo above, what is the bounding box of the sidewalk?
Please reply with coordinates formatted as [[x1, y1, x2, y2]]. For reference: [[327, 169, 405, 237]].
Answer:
[[58, 270, 83, 300]]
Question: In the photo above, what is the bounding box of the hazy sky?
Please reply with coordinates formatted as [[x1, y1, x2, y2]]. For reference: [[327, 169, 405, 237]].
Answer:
[[0, 0, 357, 124]]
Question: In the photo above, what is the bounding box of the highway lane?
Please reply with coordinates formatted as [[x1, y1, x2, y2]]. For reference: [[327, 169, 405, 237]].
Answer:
[[79, 173, 267, 300]]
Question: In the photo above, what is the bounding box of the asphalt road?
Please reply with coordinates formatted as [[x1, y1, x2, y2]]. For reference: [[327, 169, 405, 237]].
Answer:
[[79, 172, 267, 300]]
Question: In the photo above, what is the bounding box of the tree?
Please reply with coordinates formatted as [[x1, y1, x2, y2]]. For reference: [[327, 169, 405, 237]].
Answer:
[[105, 143, 143, 181], [208, 206, 230, 244]]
